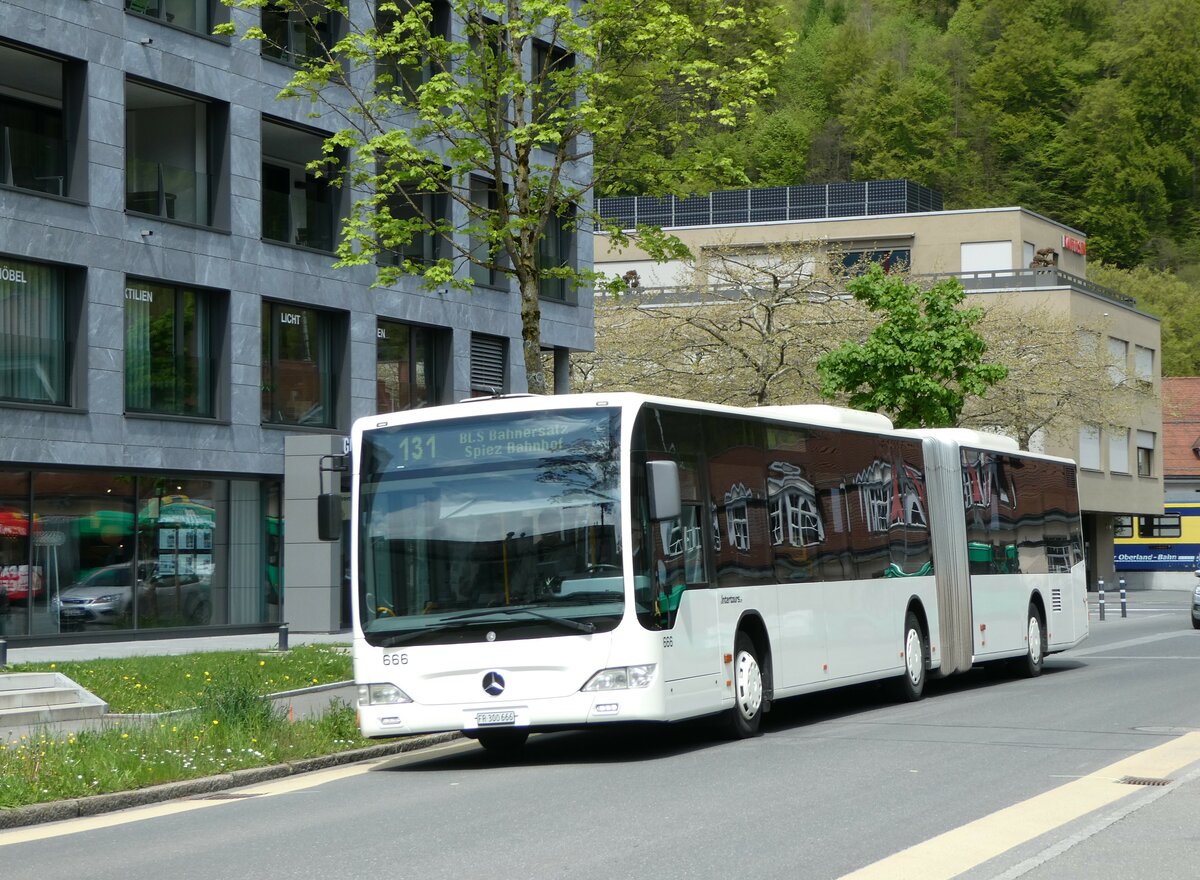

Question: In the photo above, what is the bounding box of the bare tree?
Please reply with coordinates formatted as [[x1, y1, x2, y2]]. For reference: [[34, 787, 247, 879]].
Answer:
[[961, 296, 1153, 450], [578, 240, 870, 406]]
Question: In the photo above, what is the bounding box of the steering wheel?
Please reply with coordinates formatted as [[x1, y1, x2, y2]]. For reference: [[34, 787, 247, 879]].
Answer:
[[585, 563, 621, 573]]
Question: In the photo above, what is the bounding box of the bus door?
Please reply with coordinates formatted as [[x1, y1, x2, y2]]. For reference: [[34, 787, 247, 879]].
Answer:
[[634, 456, 720, 710], [654, 502, 721, 707]]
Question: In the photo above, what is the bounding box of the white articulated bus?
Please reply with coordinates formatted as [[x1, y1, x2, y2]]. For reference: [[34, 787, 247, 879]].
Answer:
[[338, 393, 1088, 750]]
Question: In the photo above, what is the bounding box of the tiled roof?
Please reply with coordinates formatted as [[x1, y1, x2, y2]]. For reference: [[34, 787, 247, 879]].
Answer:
[[1162, 378, 1200, 477]]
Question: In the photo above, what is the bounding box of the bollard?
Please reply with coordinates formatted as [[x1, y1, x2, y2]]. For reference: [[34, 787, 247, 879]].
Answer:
[[1098, 579, 1106, 621], [278, 623, 289, 652], [1120, 577, 1127, 618], [0, 638, 6, 668]]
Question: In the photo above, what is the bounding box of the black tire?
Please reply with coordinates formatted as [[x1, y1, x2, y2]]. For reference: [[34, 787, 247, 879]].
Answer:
[[475, 729, 530, 753], [1016, 603, 1046, 678], [891, 610, 927, 702], [725, 631, 765, 739], [1192, 615, 1200, 631]]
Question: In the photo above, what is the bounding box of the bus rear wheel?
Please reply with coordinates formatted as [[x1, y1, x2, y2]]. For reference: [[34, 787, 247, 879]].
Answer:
[[1015, 604, 1045, 678], [891, 611, 927, 702], [474, 729, 530, 753], [725, 632, 764, 739]]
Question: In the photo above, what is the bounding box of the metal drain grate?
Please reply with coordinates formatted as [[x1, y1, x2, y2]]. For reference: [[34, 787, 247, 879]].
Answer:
[[1117, 776, 1171, 787]]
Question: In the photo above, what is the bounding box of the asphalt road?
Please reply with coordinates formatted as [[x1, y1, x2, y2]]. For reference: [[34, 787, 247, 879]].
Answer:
[[3, 590, 1200, 880]]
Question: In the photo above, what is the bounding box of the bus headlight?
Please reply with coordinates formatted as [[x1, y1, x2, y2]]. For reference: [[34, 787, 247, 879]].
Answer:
[[359, 683, 413, 705], [581, 664, 656, 691]]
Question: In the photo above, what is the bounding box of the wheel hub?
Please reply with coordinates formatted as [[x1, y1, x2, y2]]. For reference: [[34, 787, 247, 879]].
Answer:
[[735, 650, 763, 720], [905, 628, 923, 684]]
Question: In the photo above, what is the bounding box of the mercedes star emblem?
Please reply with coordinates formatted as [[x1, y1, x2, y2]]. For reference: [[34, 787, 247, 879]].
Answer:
[[482, 671, 505, 696]]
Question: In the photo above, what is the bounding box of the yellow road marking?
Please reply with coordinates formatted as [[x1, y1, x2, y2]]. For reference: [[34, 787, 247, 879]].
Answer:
[[838, 731, 1200, 880], [0, 739, 474, 846]]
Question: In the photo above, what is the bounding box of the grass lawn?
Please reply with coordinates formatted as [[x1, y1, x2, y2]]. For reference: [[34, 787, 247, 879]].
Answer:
[[1, 645, 377, 810]]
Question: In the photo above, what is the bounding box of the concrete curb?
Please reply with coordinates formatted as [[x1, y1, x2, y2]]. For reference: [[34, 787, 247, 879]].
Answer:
[[0, 731, 462, 831]]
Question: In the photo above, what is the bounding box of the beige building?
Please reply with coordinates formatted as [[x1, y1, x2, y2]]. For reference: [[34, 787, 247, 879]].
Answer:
[[595, 181, 1163, 589]]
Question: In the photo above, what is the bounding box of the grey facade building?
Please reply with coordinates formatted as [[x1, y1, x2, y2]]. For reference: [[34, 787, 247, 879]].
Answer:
[[0, 0, 593, 640]]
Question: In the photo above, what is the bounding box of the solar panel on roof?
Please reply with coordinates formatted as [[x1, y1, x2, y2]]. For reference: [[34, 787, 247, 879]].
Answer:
[[750, 187, 788, 222], [712, 189, 750, 224], [595, 180, 944, 229]]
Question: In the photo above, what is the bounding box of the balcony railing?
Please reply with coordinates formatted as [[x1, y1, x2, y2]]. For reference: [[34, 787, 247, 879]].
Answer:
[[126, 158, 210, 225], [263, 189, 335, 251], [620, 268, 1137, 310], [916, 268, 1137, 307], [1, 126, 67, 197]]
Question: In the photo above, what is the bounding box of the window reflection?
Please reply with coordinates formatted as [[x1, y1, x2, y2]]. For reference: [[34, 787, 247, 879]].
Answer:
[[0, 469, 280, 637], [137, 478, 217, 629], [0, 471, 29, 636]]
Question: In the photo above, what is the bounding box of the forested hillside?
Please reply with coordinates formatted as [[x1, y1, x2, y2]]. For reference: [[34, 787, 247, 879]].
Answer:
[[601, 0, 1200, 371]]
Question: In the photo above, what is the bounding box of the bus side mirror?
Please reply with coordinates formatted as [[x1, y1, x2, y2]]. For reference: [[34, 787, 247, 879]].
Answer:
[[646, 461, 681, 521], [317, 493, 343, 542]]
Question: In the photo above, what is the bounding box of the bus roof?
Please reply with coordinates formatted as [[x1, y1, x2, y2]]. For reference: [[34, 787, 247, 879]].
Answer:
[[361, 393, 899, 436]]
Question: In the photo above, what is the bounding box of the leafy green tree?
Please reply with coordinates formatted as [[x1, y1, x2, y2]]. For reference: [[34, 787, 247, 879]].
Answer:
[[1047, 80, 1175, 267], [220, 0, 786, 392], [815, 264, 1007, 427]]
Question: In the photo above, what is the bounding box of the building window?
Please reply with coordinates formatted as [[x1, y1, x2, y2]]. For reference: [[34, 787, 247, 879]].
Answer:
[[376, 0, 451, 98], [0, 41, 84, 199], [261, 0, 342, 65], [1136, 430, 1155, 477], [262, 117, 339, 251], [538, 208, 574, 302], [469, 176, 507, 288], [0, 257, 75, 406], [1107, 337, 1128, 386], [1134, 345, 1154, 385], [261, 302, 340, 427], [1109, 427, 1130, 474], [124, 280, 216, 418], [1079, 424, 1101, 470], [532, 40, 574, 151], [126, 80, 225, 227], [376, 319, 440, 413], [960, 240, 1013, 273], [842, 248, 911, 274], [379, 181, 450, 267], [0, 469, 282, 639], [125, 0, 226, 32]]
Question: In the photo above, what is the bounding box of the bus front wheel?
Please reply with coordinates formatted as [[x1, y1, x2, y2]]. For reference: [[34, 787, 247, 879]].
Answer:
[[1015, 604, 1045, 678], [725, 632, 764, 739], [892, 611, 927, 702]]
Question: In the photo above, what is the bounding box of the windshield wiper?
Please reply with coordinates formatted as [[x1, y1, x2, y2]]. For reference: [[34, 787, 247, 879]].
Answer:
[[442, 604, 597, 634], [377, 623, 466, 647]]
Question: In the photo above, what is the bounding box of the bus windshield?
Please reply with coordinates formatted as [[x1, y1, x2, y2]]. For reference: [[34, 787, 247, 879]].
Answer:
[[357, 408, 623, 645]]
